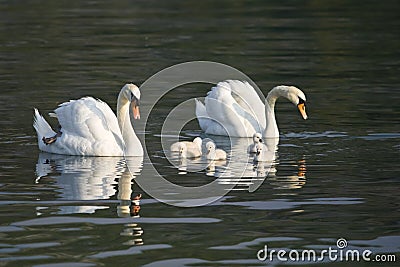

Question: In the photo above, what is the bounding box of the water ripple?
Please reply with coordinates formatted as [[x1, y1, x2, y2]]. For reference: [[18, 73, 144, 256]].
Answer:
[[12, 216, 220, 227], [88, 244, 172, 259], [211, 197, 364, 210], [284, 131, 349, 139], [210, 236, 302, 250], [358, 132, 400, 140]]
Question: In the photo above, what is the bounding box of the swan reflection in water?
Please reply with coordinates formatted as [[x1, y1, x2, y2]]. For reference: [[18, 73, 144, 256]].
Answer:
[[205, 159, 227, 177], [268, 157, 307, 190], [168, 136, 307, 191], [120, 192, 144, 246], [167, 137, 275, 190], [35, 153, 143, 214]]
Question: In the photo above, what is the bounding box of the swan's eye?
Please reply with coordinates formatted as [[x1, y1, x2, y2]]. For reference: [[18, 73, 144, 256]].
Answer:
[[130, 93, 140, 106], [298, 97, 306, 105]]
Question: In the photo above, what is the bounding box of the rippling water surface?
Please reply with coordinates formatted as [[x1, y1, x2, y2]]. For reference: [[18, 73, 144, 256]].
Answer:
[[0, 1, 399, 266]]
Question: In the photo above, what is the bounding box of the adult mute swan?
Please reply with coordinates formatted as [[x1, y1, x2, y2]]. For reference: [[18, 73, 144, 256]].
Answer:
[[195, 80, 308, 138], [33, 83, 143, 156]]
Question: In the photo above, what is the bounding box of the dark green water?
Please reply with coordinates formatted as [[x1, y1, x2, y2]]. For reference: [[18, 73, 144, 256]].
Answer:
[[0, 1, 399, 266]]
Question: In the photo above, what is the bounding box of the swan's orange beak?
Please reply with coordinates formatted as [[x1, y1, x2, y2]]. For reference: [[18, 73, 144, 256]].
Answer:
[[132, 102, 140, 120], [297, 103, 308, 120]]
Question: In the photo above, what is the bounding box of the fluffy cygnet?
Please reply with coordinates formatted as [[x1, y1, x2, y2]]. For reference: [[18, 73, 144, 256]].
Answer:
[[170, 137, 202, 156], [253, 142, 274, 162], [205, 141, 227, 160], [248, 133, 263, 153], [177, 142, 202, 158]]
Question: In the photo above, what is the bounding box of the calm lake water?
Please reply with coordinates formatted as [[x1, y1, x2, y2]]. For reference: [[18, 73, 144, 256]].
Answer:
[[1, 1, 399, 266]]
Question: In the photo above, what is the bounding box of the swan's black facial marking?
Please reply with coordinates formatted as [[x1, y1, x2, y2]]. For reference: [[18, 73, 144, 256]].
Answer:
[[130, 90, 141, 120], [130, 92, 140, 106], [297, 97, 308, 120], [298, 97, 306, 105]]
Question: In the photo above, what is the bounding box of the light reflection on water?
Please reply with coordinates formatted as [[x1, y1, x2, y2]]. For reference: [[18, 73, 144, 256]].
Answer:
[[35, 154, 143, 215], [2, 129, 398, 265], [163, 134, 309, 192]]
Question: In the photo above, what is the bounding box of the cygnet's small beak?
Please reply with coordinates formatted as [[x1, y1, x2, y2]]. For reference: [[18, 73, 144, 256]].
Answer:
[[259, 139, 263, 143], [297, 103, 308, 120], [256, 151, 260, 156], [131, 101, 140, 120]]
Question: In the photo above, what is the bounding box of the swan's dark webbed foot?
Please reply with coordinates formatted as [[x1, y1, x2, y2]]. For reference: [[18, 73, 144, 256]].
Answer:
[[42, 126, 62, 145]]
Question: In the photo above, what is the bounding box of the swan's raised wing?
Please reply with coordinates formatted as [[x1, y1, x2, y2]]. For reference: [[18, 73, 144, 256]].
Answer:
[[53, 97, 124, 146], [226, 80, 266, 129]]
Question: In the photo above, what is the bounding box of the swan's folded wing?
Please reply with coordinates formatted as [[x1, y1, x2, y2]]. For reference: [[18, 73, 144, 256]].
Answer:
[[231, 102, 262, 133], [227, 80, 266, 129], [195, 98, 211, 132], [205, 81, 237, 123], [54, 97, 124, 146], [195, 98, 207, 117], [205, 81, 262, 135], [93, 99, 125, 147], [204, 82, 254, 136]]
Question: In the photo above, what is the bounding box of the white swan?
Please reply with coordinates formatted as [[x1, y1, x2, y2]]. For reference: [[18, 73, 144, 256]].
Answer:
[[205, 141, 227, 161], [170, 137, 202, 154], [33, 83, 143, 156], [195, 80, 308, 138]]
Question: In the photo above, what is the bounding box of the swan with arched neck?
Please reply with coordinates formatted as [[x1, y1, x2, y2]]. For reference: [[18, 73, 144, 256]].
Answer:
[[33, 83, 143, 156]]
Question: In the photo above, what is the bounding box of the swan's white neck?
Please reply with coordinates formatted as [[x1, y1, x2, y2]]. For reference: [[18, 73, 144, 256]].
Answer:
[[117, 92, 143, 156], [263, 87, 282, 139]]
